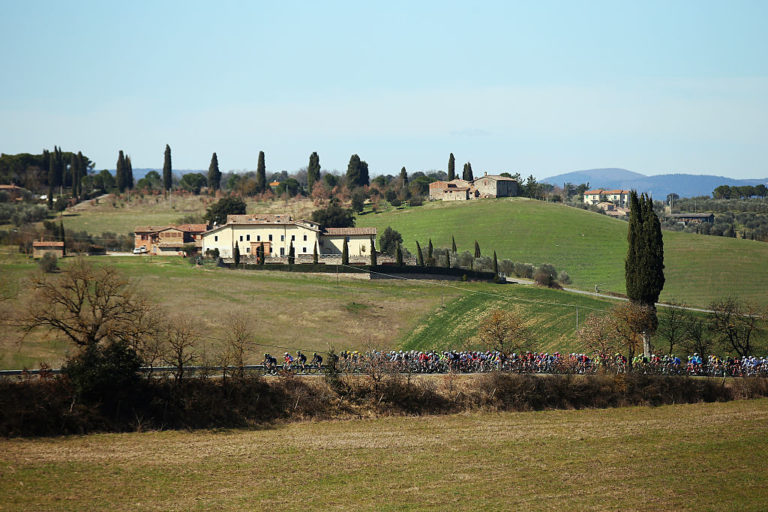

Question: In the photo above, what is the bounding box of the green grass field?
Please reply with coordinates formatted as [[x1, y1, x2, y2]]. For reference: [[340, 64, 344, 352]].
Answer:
[[2, 399, 767, 510], [0, 253, 624, 368], [356, 198, 768, 308]]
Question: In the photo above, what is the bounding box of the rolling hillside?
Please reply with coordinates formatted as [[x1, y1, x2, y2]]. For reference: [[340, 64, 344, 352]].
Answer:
[[356, 198, 768, 308]]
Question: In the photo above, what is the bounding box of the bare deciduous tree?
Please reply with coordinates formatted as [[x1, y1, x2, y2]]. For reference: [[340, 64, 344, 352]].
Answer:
[[577, 313, 620, 356], [708, 298, 764, 356], [478, 309, 532, 353], [17, 258, 155, 348], [224, 312, 255, 377], [656, 304, 689, 355], [611, 302, 656, 365], [164, 315, 199, 382]]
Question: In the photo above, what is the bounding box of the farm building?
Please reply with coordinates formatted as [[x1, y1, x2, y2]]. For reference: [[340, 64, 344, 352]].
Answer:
[[200, 214, 376, 261], [429, 174, 518, 201], [134, 224, 207, 255], [32, 240, 64, 259], [668, 213, 715, 225]]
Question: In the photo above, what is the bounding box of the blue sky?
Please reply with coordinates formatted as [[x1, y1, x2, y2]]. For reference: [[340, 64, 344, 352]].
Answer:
[[1, 0, 767, 178]]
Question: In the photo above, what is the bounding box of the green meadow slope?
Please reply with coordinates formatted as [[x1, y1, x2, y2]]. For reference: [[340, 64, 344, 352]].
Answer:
[[0, 254, 619, 368], [357, 198, 768, 308]]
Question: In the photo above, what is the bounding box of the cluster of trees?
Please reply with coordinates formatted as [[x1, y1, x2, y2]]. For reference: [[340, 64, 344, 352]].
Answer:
[[375, 226, 570, 285], [713, 184, 768, 200], [15, 259, 261, 387], [579, 298, 766, 360], [667, 193, 768, 242], [0, 149, 94, 196]]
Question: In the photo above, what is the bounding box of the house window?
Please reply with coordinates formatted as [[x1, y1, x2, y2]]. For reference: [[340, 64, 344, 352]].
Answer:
[[302, 247, 307, 253], [280, 247, 285, 256], [247, 235, 250, 241], [239, 235, 243, 242], [291, 235, 295, 241], [214, 235, 218, 242], [303, 234, 307, 241], [246, 247, 250, 253], [257, 235, 261, 242], [269, 234, 273, 241], [281, 235, 285, 242]]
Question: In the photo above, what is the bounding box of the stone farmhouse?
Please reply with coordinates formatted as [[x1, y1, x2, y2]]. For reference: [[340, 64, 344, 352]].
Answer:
[[583, 189, 630, 207], [201, 214, 376, 260], [32, 240, 64, 259], [134, 224, 207, 255], [429, 173, 519, 201]]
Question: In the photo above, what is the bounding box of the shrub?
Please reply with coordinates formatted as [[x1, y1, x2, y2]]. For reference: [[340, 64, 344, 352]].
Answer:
[[534, 263, 558, 288], [389, 198, 402, 207], [558, 270, 572, 285], [62, 341, 143, 403], [38, 253, 59, 273], [514, 262, 534, 279], [409, 196, 423, 207]]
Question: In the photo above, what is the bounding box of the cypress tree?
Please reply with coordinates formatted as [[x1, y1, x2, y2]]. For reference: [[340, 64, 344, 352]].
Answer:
[[346, 154, 369, 188], [60, 220, 66, 256], [67, 153, 76, 191], [125, 155, 134, 190], [474, 240, 481, 258], [416, 241, 424, 266], [208, 152, 221, 193], [400, 167, 408, 189], [396, 242, 403, 266], [307, 152, 320, 193], [233, 241, 240, 266], [163, 144, 173, 194], [445, 250, 451, 268], [463, 162, 474, 181], [342, 239, 349, 265], [47, 153, 55, 209], [256, 151, 266, 192], [427, 239, 433, 261], [369, 236, 377, 266], [451, 235, 457, 253], [625, 191, 665, 355], [116, 150, 125, 192], [288, 242, 295, 265], [493, 251, 498, 275], [313, 241, 319, 264], [448, 153, 455, 181]]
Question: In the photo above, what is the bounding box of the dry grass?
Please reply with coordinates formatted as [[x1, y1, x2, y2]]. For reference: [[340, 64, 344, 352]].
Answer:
[[1, 399, 767, 510]]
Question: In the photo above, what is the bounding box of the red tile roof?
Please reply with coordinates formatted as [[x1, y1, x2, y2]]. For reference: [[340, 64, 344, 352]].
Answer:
[[33, 241, 64, 247], [323, 227, 377, 236], [584, 189, 630, 195]]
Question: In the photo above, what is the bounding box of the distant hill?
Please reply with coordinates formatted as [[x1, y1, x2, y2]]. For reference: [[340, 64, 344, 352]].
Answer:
[[542, 168, 767, 198]]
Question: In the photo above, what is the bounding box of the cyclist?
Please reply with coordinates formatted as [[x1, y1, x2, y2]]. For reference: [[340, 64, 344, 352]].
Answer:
[[263, 353, 277, 372], [296, 351, 307, 371], [311, 352, 323, 369], [283, 352, 294, 371]]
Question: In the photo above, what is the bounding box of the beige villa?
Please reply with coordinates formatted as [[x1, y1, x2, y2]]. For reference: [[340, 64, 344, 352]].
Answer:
[[201, 214, 376, 260]]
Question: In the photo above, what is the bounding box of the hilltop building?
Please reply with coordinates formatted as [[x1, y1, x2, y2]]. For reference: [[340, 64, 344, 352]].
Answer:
[[583, 189, 630, 207], [429, 173, 518, 201]]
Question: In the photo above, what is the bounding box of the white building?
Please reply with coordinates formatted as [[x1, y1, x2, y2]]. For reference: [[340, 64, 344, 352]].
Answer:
[[201, 214, 376, 260], [583, 189, 630, 207]]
